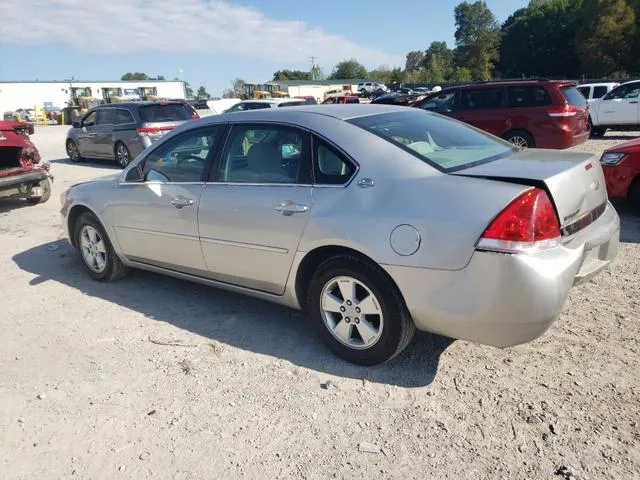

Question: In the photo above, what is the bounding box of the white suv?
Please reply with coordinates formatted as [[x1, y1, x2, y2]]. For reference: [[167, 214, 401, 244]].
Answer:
[[577, 82, 619, 103], [589, 80, 640, 137], [357, 82, 388, 96]]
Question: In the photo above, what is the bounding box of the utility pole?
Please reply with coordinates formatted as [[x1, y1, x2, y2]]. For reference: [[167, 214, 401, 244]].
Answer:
[[310, 57, 318, 81]]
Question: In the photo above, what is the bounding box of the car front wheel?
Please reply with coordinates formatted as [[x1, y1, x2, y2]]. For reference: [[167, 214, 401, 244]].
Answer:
[[307, 255, 415, 365], [74, 212, 129, 282], [66, 140, 82, 163]]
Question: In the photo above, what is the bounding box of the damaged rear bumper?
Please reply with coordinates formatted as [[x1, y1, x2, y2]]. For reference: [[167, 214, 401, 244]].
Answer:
[[0, 163, 53, 197]]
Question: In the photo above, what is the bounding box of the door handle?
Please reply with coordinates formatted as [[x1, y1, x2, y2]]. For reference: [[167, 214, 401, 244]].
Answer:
[[629, 101, 639, 104], [170, 196, 194, 209], [275, 201, 308, 216]]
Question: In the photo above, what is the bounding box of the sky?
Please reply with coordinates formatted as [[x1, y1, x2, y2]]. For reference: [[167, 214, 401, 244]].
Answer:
[[0, 0, 529, 97]]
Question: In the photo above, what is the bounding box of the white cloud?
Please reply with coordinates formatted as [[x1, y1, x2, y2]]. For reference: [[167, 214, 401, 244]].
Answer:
[[0, 0, 402, 69]]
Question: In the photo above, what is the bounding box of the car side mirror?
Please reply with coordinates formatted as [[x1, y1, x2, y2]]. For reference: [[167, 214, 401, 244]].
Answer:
[[125, 165, 144, 182], [72, 121, 81, 128]]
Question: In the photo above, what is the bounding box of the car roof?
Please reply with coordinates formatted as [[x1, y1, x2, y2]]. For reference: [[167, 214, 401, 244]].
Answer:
[[578, 82, 619, 87], [204, 104, 408, 123], [239, 98, 305, 104], [95, 101, 186, 109], [435, 79, 575, 93]]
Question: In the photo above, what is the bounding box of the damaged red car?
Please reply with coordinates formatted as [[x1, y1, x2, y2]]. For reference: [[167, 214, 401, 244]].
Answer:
[[0, 121, 52, 204]]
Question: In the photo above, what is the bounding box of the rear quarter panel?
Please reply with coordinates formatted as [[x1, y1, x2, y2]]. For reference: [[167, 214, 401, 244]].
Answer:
[[301, 174, 529, 271]]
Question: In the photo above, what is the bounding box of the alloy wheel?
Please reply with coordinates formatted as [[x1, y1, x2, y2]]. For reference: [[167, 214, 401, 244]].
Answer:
[[67, 142, 79, 161], [116, 144, 130, 167], [79, 225, 107, 273], [508, 135, 529, 149], [320, 276, 384, 350]]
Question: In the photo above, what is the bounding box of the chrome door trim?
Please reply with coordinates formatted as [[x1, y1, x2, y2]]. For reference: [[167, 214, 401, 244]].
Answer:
[[115, 225, 199, 241], [200, 236, 289, 254]]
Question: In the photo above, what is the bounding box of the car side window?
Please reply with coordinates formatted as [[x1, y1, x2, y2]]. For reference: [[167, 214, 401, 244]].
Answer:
[[458, 88, 503, 110], [114, 109, 135, 125], [82, 111, 97, 127], [604, 83, 640, 100], [141, 127, 221, 183], [507, 87, 551, 108], [419, 91, 457, 113], [592, 86, 608, 98], [97, 109, 116, 125], [313, 139, 355, 185], [216, 125, 308, 184]]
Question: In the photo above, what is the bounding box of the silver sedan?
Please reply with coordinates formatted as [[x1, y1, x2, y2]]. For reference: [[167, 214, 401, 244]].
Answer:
[[60, 105, 620, 365]]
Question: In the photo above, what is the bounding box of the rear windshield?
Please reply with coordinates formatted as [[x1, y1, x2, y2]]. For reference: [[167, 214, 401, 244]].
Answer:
[[348, 110, 513, 172], [561, 87, 587, 107], [278, 101, 305, 108], [139, 103, 193, 122]]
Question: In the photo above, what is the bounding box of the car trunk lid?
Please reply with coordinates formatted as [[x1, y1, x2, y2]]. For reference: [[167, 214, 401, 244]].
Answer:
[[452, 149, 608, 237]]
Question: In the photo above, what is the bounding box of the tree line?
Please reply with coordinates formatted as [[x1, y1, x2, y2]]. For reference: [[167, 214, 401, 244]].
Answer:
[[273, 0, 640, 85]]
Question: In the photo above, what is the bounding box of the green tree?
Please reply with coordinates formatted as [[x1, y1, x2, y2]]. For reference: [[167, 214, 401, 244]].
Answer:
[[575, 0, 636, 76], [222, 78, 245, 99], [196, 86, 211, 99], [273, 70, 311, 81], [499, 0, 581, 78], [121, 72, 150, 81], [405, 51, 425, 71], [454, 1, 501, 80], [328, 59, 368, 80], [422, 41, 455, 82], [368, 66, 394, 84]]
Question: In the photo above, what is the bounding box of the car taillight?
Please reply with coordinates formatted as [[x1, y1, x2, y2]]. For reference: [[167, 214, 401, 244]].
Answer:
[[192, 112, 200, 120], [548, 104, 579, 118], [136, 126, 174, 136], [476, 188, 561, 254]]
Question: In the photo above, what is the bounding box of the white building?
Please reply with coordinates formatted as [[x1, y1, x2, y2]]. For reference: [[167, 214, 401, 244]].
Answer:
[[0, 80, 186, 114]]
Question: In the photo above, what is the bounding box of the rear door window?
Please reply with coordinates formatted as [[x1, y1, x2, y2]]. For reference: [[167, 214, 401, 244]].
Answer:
[[507, 86, 551, 108], [561, 87, 587, 107], [592, 86, 608, 99], [313, 140, 356, 185], [139, 103, 194, 122], [458, 88, 503, 110], [114, 109, 135, 125]]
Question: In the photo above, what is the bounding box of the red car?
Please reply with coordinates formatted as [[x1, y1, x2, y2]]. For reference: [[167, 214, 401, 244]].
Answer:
[[413, 79, 590, 149], [0, 121, 52, 204], [322, 95, 360, 104], [601, 138, 640, 210]]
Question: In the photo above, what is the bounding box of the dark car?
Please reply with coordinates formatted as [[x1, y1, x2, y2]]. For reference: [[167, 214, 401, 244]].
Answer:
[[0, 120, 52, 204], [66, 101, 199, 168], [600, 137, 640, 211], [294, 96, 319, 105], [371, 92, 419, 106], [413, 79, 590, 149]]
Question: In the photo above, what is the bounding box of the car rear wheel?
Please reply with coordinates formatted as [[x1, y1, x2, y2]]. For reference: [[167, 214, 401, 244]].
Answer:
[[307, 255, 415, 365], [27, 178, 51, 205], [503, 130, 535, 149], [74, 212, 129, 282], [115, 142, 131, 169], [66, 140, 82, 163]]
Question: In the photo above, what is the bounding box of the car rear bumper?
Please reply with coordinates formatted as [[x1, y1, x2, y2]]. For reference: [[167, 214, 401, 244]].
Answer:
[[383, 202, 619, 347], [537, 128, 589, 149], [0, 167, 50, 193]]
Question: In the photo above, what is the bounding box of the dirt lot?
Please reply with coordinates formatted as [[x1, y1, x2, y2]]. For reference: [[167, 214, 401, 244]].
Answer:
[[1, 125, 639, 480]]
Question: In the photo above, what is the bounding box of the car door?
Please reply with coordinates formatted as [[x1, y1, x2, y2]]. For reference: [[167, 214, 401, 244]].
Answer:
[[198, 123, 313, 294], [454, 87, 505, 135], [76, 110, 99, 157], [109, 125, 224, 274], [598, 83, 640, 125], [92, 108, 116, 158]]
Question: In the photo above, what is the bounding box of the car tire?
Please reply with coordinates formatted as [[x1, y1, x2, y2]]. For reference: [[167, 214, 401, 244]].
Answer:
[[114, 142, 132, 169], [27, 178, 51, 205], [503, 130, 535, 149], [66, 140, 82, 163], [74, 212, 129, 282], [306, 254, 416, 366]]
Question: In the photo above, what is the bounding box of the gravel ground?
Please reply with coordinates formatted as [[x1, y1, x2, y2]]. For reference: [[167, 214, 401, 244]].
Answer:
[[1, 126, 639, 480]]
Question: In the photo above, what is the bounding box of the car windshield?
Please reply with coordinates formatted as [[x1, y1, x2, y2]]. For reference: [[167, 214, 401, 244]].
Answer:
[[348, 110, 513, 172], [139, 103, 193, 122]]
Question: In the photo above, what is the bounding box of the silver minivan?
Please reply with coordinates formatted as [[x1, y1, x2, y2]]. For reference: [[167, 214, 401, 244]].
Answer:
[[65, 101, 198, 168]]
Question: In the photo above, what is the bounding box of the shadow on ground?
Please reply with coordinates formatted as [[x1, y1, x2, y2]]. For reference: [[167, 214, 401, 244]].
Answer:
[[13, 240, 452, 388], [613, 200, 640, 244], [49, 157, 121, 170], [0, 198, 41, 213]]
